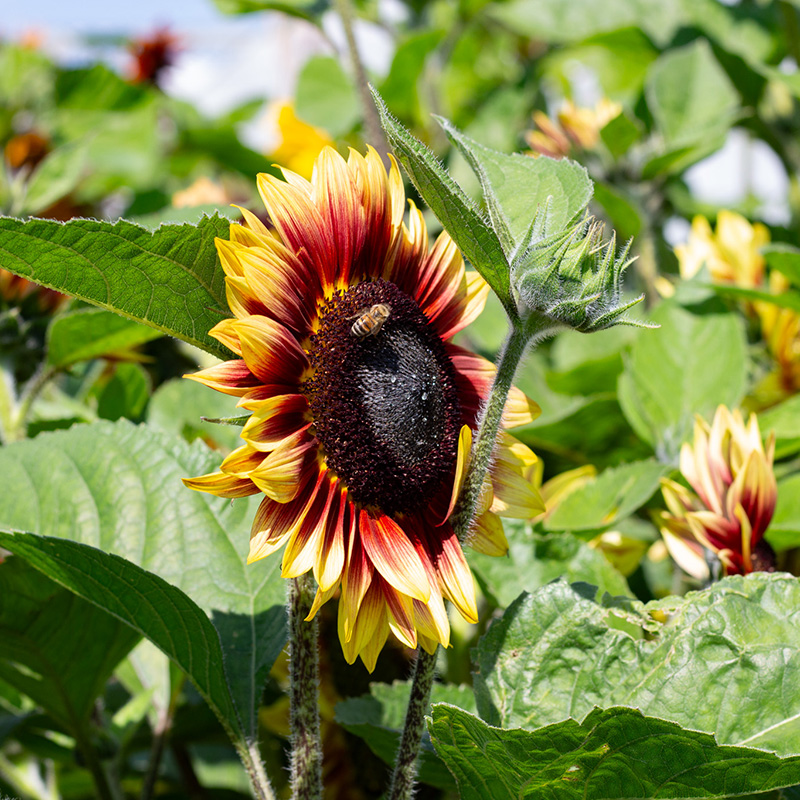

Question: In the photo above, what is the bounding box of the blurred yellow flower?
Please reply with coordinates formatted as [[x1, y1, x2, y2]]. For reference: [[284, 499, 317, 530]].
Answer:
[[268, 102, 335, 179], [525, 99, 622, 159], [674, 211, 769, 287], [656, 405, 776, 580]]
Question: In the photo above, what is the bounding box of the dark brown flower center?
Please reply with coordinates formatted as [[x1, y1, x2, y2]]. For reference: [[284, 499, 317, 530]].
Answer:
[[304, 279, 461, 515]]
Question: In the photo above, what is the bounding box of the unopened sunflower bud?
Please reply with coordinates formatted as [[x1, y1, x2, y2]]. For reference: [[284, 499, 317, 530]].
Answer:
[[511, 212, 648, 335]]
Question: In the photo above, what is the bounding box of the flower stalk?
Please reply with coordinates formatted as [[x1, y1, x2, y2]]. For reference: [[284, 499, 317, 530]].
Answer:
[[288, 573, 323, 800], [387, 646, 438, 800], [388, 319, 539, 800]]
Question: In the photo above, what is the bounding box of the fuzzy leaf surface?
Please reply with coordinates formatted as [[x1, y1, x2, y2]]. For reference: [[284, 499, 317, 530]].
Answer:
[[0, 215, 231, 358], [440, 120, 593, 253], [429, 704, 800, 800], [0, 420, 285, 743], [473, 575, 800, 756], [371, 87, 514, 314]]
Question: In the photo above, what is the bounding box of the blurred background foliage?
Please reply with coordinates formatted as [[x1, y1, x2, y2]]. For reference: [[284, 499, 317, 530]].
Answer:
[[3, 0, 800, 797]]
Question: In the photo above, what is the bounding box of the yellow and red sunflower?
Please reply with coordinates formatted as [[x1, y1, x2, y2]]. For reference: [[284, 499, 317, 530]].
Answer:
[[184, 146, 544, 670]]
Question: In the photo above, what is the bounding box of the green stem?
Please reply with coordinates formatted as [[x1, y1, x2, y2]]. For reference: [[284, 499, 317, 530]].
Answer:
[[386, 646, 438, 800], [451, 324, 531, 543], [7, 364, 58, 442], [74, 725, 115, 800], [288, 573, 322, 800], [332, 0, 389, 158], [0, 362, 16, 446]]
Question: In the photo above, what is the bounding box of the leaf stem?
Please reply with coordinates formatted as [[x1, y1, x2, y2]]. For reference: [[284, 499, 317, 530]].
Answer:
[[386, 646, 438, 800], [451, 323, 531, 543], [74, 725, 116, 800], [332, 0, 390, 159], [288, 573, 323, 800]]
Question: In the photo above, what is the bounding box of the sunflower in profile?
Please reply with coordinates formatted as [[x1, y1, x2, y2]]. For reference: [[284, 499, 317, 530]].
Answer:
[[184, 147, 544, 670]]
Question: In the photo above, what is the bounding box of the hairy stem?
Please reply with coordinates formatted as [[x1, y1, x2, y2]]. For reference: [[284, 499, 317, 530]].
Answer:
[[451, 324, 530, 543], [289, 573, 322, 800], [332, 0, 389, 159], [387, 646, 438, 800]]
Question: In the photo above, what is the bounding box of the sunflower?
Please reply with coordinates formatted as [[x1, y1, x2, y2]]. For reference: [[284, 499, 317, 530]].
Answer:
[[184, 146, 544, 670]]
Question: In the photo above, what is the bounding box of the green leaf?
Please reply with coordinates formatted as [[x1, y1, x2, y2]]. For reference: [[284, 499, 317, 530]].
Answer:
[[543, 459, 667, 534], [147, 377, 244, 451], [439, 120, 593, 253], [19, 140, 90, 216], [0, 420, 286, 743], [710, 284, 800, 314], [47, 308, 163, 368], [370, 87, 514, 316], [0, 555, 140, 731], [759, 395, 800, 459], [646, 39, 739, 152], [473, 574, 800, 756], [336, 681, 476, 791], [543, 28, 657, 105], [130, 204, 241, 230], [95, 362, 151, 422], [763, 245, 800, 288], [485, 0, 685, 47], [617, 302, 748, 460], [379, 30, 444, 122], [295, 56, 360, 137], [0, 531, 243, 743], [591, 181, 642, 240], [429, 704, 800, 800], [469, 526, 630, 608], [0, 215, 231, 358], [767, 474, 800, 552]]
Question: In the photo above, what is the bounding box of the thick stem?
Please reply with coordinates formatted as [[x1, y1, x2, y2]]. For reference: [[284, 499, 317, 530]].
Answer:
[[451, 324, 530, 542], [387, 646, 438, 800], [332, 0, 390, 160], [289, 573, 322, 800]]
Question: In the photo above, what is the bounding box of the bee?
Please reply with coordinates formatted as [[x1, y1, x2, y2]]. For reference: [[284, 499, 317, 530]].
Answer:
[[350, 303, 392, 338]]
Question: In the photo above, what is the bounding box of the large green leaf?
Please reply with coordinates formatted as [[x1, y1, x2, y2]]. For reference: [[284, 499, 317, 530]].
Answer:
[[336, 681, 475, 791], [295, 56, 360, 137], [0, 555, 140, 731], [0, 215, 231, 358], [146, 377, 244, 452], [47, 308, 163, 368], [429, 704, 800, 800], [371, 87, 514, 316], [617, 302, 748, 460], [768, 474, 800, 552], [760, 395, 800, 459], [486, 0, 684, 47], [473, 574, 800, 756], [439, 121, 592, 255], [764, 244, 800, 288], [0, 420, 286, 743], [468, 526, 630, 607], [542, 459, 666, 533], [645, 39, 739, 157], [0, 532, 241, 743]]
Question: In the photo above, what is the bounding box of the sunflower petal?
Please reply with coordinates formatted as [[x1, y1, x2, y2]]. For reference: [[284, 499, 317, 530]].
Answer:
[[359, 510, 431, 602]]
